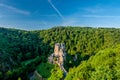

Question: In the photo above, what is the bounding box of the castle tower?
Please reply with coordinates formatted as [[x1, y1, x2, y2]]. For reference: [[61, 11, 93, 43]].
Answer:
[[51, 43, 67, 65], [59, 48, 64, 64], [54, 43, 60, 56]]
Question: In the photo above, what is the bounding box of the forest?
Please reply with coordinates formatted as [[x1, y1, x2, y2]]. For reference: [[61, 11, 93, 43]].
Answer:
[[0, 26, 120, 80]]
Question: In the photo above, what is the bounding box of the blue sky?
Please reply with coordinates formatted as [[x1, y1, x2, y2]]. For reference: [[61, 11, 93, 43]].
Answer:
[[0, 0, 120, 30]]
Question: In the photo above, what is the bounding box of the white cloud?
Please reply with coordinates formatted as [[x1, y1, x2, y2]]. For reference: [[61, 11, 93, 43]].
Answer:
[[38, 14, 57, 17], [0, 3, 30, 15], [62, 19, 77, 26], [82, 4, 105, 14], [82, 15, 120, 18], [48, 0, 64, 19], [83, 7, 104, 14]]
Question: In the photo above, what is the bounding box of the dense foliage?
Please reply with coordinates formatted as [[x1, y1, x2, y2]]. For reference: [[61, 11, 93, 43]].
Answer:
[[0, 28, 50, 80], [39, 27, 120, 70], [0, 27, 120, 79], [65, 44, 120, 80], [48, 65, 63, 80], [36, 63, 54, 78]]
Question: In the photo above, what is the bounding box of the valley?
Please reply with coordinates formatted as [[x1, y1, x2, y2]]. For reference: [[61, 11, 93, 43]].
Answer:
[[0, 27, 120, 80]]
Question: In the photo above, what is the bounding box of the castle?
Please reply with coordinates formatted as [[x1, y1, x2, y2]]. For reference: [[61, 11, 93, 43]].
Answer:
[[48, 43, 66, 66]]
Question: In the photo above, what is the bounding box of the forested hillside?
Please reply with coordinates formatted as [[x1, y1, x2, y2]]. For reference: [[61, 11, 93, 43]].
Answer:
[[0, 27, 120, 80], [39, 27, 120, 70], [0, 28, 51, 80], [65, 44, 120, 80]]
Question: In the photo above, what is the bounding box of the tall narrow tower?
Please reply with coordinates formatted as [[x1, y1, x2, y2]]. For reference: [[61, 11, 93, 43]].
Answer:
[[53, 43, 66, 65], [54, 43, 60, 56]]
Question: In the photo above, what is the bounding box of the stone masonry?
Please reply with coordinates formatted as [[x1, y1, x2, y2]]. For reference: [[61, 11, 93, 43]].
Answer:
[[48, 43, 66, 66]]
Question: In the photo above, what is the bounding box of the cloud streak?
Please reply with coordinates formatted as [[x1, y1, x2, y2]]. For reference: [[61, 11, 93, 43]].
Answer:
[[0, 3, 30, 15], [82, 15, 120, 18], [48, 0, 64, 19], [83, 6, 104, 14]]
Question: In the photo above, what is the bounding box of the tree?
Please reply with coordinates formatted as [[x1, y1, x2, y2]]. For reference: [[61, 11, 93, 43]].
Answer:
[[48, 65, 63, 80]]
